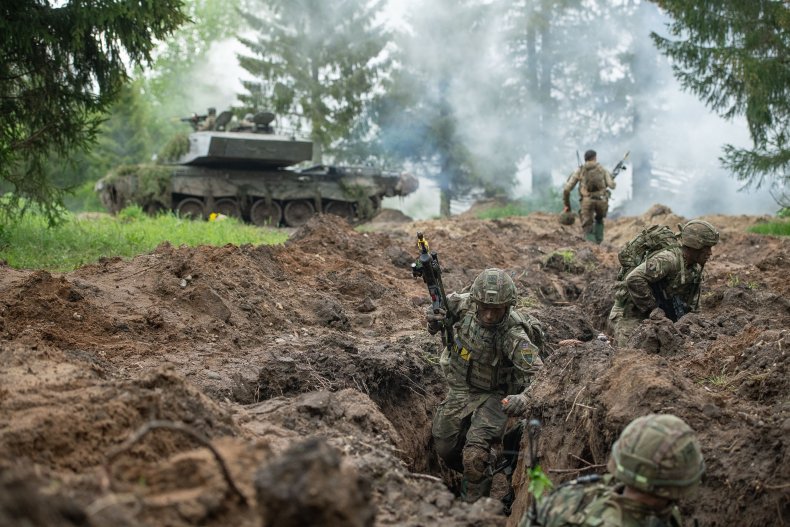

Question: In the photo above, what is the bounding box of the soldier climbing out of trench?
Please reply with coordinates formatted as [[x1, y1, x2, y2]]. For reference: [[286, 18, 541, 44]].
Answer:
[[519, 413, 705, 527], [425, 268, 545, 503], [609, 219, 720, 347]]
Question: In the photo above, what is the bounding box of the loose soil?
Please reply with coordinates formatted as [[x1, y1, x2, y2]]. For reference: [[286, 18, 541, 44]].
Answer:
[[0, 206, 787, 526]]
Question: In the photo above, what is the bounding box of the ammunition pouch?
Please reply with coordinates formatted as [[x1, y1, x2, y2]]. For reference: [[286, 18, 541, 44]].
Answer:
[[448, 338, 518, 394]]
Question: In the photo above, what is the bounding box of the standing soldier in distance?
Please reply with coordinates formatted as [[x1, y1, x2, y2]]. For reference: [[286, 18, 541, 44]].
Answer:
[[519, 413, 705, 527], [426, 268, 544, 503], [563, 150, 616, 244]]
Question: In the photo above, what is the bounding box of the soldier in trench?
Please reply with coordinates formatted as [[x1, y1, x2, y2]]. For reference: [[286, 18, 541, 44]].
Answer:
[[426, 268, 544, 502], [519, 413, 705, 527], [609, 220, 720, 347]]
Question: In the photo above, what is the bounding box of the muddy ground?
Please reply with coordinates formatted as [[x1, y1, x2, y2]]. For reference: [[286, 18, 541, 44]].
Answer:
[[0, 205, 787, 526]]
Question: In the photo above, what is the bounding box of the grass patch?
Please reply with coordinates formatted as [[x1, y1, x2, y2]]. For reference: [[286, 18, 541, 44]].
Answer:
[[556, 249, 575, 265], [475, 188, 564, 220], [748, 220, 790, 237], [476, 200, 533, 220], [726, 273, 760, 290], [0, 205, 288, 272]]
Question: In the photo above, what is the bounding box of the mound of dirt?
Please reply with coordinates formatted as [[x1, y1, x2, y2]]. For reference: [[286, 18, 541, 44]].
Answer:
[[0, 208, 787, 526], [368, 208, 414, 224]]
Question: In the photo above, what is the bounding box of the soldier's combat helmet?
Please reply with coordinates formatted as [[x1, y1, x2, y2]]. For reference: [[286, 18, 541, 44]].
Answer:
[[679, 220, 719, 249], [608, 414, 705, 500], [558, 211, 576, 225], [470, 268, 517, 308]]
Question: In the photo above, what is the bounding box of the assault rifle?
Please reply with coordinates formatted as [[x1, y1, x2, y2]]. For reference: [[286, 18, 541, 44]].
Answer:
[[649, 282, 689, 322], [180, 113, 208, 130], [412, 232, 454, 348], [611, 151, 630, 179]]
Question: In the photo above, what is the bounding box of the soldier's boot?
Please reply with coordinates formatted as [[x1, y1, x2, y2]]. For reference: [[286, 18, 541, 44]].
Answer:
[[585, 231, 597, 242], [461, 445, 494, 503], [461, 476, 493, 503], [594, 222, 605, 244]]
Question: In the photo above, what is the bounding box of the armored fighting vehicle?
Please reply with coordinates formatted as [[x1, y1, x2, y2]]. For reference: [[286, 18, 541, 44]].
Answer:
[[95, 111, 418, 226]]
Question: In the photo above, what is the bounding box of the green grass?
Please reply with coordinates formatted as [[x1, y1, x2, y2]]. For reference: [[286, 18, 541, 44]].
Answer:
[[556, 249, 575, 265], [475, 188, 564, 220], [0, 205, 288, 272], [476, 201, 533, 220], [748, 220, 790, 237]]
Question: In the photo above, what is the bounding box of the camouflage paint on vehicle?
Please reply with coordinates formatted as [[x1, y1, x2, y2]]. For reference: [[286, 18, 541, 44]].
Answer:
[[95, 111, 418, 226]]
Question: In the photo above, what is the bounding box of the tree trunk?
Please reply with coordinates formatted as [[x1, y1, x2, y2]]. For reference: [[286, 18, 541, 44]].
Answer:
[[525, 6, 554, 194], [532, 16, 554, 194], [310, 59, 322, 165], [439, 188, 451, 218]]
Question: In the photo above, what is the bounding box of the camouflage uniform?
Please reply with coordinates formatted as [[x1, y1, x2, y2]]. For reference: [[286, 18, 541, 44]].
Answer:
[[519, 478, 682, 527], [609, 220, 719, 347], [520, 414, 704, 527], [430, 269, 543, 502], [563, 160, 615, 244]]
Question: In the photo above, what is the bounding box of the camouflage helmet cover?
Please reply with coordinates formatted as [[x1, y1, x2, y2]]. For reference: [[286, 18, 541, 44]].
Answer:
[[559, 211, 576, 225], [470, 268, 517, 307], [608, 414, 705, 500], [679, 220, 719, 249]]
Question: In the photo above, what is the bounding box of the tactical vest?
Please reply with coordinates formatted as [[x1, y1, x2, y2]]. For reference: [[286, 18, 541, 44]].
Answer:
[[655, 254, 703, 309], [614, 248, 703, 314], [445, 310, 520, 394]]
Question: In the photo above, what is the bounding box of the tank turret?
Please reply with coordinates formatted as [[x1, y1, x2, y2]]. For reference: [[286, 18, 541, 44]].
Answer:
[[96, 110, 418, 226]]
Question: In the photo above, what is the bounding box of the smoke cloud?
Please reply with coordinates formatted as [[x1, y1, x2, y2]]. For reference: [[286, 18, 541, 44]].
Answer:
[[381, 0, 776, 219]]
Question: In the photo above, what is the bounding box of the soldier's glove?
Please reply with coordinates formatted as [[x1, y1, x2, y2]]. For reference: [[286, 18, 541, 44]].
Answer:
[[501, 393, 529, 416], [425, 307, 446, 335]]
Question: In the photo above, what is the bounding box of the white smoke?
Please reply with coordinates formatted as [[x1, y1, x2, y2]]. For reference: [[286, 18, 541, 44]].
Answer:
[[380, 0, 778, 218]]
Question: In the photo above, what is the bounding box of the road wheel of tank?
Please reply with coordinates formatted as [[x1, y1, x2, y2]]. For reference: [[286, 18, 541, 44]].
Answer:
[[283, 200, 315, 227], [176, 198, 206, 220], [324, 201, 355, 220], [214, 198, 242, 219], [250, 200, 282, 226]]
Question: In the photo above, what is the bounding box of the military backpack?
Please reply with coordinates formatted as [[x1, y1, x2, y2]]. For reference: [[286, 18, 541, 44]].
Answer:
[[581, 164, 607, 193], [616, 225, 680, 281]]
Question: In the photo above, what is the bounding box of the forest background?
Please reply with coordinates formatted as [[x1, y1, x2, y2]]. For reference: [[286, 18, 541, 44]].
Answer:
[[1, 0, 787, 223]]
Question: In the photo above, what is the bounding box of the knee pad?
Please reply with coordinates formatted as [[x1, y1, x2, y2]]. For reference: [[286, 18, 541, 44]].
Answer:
[[462, 445, 491, 483]]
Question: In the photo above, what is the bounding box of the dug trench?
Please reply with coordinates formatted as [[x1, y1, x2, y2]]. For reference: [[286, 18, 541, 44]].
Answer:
[[0, 209, 787, 526]]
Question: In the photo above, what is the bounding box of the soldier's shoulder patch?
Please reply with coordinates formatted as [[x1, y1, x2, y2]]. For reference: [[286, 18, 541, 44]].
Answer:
[[516, 339, 539, 364]]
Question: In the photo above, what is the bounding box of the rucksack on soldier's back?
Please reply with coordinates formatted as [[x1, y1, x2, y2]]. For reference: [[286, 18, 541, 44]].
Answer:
[[616, 225, 680, 281], [582, 164, 607, 193]]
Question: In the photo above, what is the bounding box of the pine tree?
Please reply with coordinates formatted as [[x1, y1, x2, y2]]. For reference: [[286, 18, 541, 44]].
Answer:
[[372, 0, 510, 217], [651, 0, 790, 189], [505, 0, 640, 195], [236, 0, 390, 164], [0, 0, 188, 223]]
